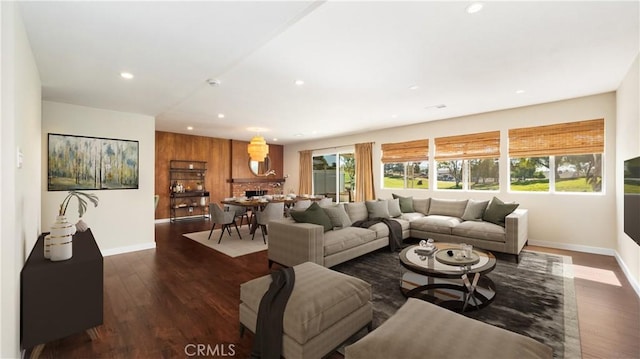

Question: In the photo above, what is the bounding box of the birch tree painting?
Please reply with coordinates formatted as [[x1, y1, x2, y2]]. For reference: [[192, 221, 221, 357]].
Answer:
[[48, 133, 139, 191]]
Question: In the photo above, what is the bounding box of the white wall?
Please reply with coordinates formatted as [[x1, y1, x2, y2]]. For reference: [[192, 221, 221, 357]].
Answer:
[[616, 54, 640, 294], [284, 93, 617, 253], [1, 3, 42, 357], [41, 101, 156, 255]]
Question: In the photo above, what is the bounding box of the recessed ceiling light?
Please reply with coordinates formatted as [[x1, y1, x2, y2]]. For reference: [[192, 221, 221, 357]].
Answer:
[[466, 2, 483, 14], [436, 104, 447, 109], [218, 113, 225, 118], [294, 133, 304, 137], [409, 85, 419, 90], [273, 138, 278, 142], [187, 126, 193, 131], [295, 80, 305, 86], [515, 89, 525, 94], [207, 79, 221, 86], [391, 114, 398, 119], [120, 72, 134, 79]]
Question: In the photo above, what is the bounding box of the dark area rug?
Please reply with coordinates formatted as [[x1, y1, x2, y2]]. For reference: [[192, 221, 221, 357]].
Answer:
[[333, 247, 581, 358]]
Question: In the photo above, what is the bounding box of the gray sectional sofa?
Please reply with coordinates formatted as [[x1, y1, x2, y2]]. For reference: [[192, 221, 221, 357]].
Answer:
[[267, 197, 528, 268]]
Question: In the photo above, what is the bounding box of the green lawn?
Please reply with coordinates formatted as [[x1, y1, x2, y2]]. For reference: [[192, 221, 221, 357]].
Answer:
[[436, 181, 462, 190], [510, 178, 598, 192], [384, 176, 428, 189]]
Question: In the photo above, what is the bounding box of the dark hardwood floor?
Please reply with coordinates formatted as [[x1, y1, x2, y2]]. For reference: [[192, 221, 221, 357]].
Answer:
[[37, 221, 640, 358]]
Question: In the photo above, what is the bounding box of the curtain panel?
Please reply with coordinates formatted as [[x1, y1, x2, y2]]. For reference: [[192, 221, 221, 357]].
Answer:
[[298, 150, 313, 195], [355, 142, 375, 201]]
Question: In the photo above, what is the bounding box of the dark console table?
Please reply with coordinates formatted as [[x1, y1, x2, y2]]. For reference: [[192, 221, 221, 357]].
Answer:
[[21, 229, 103, 358]]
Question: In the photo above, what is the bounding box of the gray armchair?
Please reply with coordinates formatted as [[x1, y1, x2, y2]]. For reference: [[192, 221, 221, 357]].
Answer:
[[252, 202, 284, 244], [208, 203, 242, 243], [224, 204, 250, 229]]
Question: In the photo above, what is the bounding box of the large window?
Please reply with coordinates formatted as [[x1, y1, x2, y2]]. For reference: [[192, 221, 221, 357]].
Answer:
[[381, 140, 429, 190], [509, 119, 604, 193], [313, 151, 355, 202], [435, 131, 500, 191]]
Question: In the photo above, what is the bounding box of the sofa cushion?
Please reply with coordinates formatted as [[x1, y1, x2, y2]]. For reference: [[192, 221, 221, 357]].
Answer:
[[324, 227, 377, 256], [400, 212, 425, 222], [410, 215, 462, 235], [412, 198, 430, 215], [344, 298, 552, 359], [392, 194, 415, 213], [461, 199, 490, 221], [483, 197, 519, 227], [366, 200, 390, 219], [386, 198, 402, 217], [240, 262, 372, 345], [290, 202, 333, 232], [323, 204, 353, 229], [345, 202, 368, 222], [428, 198, 468, 217], [452, 221, 506, 242]]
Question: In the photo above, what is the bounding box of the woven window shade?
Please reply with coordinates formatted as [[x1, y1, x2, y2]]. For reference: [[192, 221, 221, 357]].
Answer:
[[509, 119, 604, 157], [434, 131, 500, 160], [381, 139, 428, 163]]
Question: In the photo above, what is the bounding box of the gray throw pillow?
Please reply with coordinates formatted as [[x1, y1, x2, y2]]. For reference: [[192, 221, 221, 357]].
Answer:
[[392, 193, 415, 213], [428, 198, 468, 217], [290, 202, 333, 232], [462, 199, 490, 221], [386, 198, 402, 217], [366, 200, 390, 219], [483, 197, 519, 227], [323, 204, 352, 229]]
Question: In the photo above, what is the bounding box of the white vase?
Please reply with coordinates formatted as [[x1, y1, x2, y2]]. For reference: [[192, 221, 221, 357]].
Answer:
[[43, 234, 51, 259], [50, 215, 76, 261]]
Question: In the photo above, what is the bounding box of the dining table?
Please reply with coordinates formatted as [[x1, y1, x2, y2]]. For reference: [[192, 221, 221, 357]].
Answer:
[[220, 196, 323, 234]]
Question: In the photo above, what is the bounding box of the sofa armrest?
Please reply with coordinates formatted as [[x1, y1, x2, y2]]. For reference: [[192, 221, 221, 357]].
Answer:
[[504, 209, 528, 255], [267, 219, 325, 267]]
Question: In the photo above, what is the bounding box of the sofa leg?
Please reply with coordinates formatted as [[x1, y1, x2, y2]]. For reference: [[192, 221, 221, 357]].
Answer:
[[515, 253, 520, 264], [239, 323, 245, 338]]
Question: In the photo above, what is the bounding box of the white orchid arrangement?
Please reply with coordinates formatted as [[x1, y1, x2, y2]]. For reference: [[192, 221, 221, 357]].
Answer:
[[58, 191, 99, 232]]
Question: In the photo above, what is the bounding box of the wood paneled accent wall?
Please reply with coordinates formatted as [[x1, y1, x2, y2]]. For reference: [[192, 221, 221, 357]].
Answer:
[[155, 132, 284, 220], [231, 140, 283, 179]]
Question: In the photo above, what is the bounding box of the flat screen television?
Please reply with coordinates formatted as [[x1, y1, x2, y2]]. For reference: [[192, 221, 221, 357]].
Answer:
[[624, 156, 640, 246]]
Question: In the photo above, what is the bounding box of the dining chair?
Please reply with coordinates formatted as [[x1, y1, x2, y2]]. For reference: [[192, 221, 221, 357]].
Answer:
[[252, 202, 284, 244], [208, 203, 242, 244], [285, 198, 312, 217], [224, 204, 251, 229], [318, 198, 333, 207]]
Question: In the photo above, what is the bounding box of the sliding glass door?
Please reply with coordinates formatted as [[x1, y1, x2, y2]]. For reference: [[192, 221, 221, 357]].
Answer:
[[312, 150, 355, 203]]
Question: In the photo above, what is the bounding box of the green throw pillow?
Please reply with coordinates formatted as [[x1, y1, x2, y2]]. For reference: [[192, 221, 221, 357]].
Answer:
[[483, 197, 519, 227], [392, 193, 415, 213], [322, 204, 352, 229], [462, 199, 490, 221], [290, 202, 333, 232]]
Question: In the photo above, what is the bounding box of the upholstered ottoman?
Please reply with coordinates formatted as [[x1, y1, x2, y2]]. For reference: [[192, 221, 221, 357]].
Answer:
[[240, 262, 372, 359], [345, 298, 552, 359]]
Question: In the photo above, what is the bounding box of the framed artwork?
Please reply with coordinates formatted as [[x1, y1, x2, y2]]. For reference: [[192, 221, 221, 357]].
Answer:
[[48, 133, 139, 191]]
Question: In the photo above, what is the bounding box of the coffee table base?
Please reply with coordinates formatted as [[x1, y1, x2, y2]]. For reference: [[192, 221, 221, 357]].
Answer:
[[400, 272, 496, 312]]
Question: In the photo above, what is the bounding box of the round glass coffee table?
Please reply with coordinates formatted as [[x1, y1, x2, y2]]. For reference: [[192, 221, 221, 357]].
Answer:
[[399, 242, 497, 312]]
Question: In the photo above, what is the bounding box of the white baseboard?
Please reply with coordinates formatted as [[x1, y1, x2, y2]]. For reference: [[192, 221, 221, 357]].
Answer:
[[613, 250, 640, 298], [529, 239, 639, 299], [528, 239, 616, 256], [101, 241, 156, 257]]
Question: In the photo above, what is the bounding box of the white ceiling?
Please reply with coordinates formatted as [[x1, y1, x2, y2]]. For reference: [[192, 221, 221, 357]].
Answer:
[[19, 1, 640, 144]]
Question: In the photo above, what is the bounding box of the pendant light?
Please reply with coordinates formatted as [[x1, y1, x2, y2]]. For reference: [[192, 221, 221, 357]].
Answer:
[[248, 135, 269, 161]]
